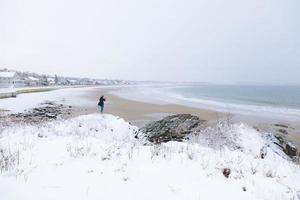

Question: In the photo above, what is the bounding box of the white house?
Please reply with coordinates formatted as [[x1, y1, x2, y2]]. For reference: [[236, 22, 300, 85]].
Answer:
[[0, 72, 19, 88], [67, 79, 78, 85], [26, 76, 41, 86]]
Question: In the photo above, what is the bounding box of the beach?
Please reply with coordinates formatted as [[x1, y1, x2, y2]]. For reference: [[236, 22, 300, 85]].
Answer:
[[40, 85, 297, 149], [0, 84, 299, 149], [78, 86, 300, 146], [2, 85, 299, 146], [78, 87, 224, 126]]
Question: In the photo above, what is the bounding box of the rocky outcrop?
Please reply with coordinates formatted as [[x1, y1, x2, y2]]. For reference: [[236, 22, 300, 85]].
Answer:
[[273, 135, 298, 158], [274, 124, 289, 129], [139, 114, 299, 162], [285, 142, 297, 157], [0, 101, 73, 125], [278, 129, 288, 135], [139, 114, 206, 143]]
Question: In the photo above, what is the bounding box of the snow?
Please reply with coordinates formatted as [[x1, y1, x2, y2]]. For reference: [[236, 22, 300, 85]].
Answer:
[[0, 87, 96, 113], [0, 114, 299, 200], [0, 72, 16, 78], [0, 87, 15, 93], [28, 76, 39, 81]]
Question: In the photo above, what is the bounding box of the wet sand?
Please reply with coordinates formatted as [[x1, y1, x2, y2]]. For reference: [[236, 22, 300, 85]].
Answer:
[[73, 87, 225, 127]]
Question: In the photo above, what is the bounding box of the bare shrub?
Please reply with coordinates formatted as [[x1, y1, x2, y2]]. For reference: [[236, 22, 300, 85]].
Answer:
[[186, 145, 194, 160], [67, 143, 91, 158], [150, 144, 173, 160], [150, 145, 161, 160], [127, 146, 134, 160], [193, 118, 239, 151], [0, 147, 19, 173], [265, 169, 276, 178]]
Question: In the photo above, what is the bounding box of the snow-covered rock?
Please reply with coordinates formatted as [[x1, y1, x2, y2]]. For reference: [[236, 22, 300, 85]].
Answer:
[[140, 114, 206, 143], [0, 114, 299, 200]]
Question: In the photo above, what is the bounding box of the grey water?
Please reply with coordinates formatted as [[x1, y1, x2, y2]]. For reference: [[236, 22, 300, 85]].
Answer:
[[165, 84, 300, 110]]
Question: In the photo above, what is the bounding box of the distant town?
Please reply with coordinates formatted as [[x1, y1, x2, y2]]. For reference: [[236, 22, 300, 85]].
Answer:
[[0, 68, 133, 89]]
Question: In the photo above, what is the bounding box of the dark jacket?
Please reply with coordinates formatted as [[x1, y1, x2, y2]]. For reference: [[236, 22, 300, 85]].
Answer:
[[98, 96, 106, 106]]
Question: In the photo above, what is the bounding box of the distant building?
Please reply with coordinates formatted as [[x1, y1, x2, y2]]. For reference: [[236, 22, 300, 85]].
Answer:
[[67, 79, 78, 85], [26, 76, 41, 86], [41, 75, 49, 86], [58, 78, 68, 85], [47, 77, 56, 85], [0, 72, 19, 88]]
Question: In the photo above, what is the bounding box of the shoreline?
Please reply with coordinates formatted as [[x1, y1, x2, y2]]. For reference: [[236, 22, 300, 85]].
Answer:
[[72, 87, 226, 127], [1, 86, 299, 148], [72, 87, 300, 148]]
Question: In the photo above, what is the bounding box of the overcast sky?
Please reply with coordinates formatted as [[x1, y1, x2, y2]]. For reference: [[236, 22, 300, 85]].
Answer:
[[0, 0, 299, 83]]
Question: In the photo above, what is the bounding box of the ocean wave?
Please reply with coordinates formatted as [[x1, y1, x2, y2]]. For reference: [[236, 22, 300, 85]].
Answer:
[[110, 85, 300, 121], [157, 88, 300, 120]]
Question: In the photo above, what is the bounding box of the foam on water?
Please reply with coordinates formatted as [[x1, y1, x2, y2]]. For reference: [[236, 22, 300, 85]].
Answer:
[[162, 89, 300, 118], [110, 84, 300, 121]]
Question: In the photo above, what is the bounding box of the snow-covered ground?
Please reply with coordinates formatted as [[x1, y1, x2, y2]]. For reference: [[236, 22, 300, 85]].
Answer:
[[0, 114, 299, 200], [0, 87, 16, 98], [0, 87, 96, 113], [0, 88, 15, 93]]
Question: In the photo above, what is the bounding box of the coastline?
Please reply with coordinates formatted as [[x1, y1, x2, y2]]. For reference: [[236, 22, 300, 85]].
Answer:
[[72, 87, 225, 127], [73, 86, 300, 148], [1, 85, 299, 148]]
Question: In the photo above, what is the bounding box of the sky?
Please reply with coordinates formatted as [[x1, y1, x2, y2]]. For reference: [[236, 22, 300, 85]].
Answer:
[[0, 0, 300, 83]]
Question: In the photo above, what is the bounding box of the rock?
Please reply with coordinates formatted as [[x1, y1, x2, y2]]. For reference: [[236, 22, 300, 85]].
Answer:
[[278, 129, 288, 134], [274, 124, 289, 129], [273, 134, 298, 158], [260, 146, 267, 159], [274, 135, 284, 144], [1, 102, 74, 125], [45, 113, 57, 119], [222, 168, 231, 178], [37, 133, 43, 138], [253, 126, 260, 132], [139, 114, 206, 143], [285, 142, 297, 157]]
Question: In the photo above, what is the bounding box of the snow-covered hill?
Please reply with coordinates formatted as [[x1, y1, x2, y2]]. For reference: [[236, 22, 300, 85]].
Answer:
[[0, 114, 299, 200]]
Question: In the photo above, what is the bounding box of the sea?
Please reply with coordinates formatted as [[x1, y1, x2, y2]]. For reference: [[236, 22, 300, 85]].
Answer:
[[111, 83, 300, 121], [159, 84, 300, 120]]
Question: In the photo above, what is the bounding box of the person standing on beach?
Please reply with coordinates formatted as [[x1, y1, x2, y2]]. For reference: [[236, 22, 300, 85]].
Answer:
[[98, 95, 106, 113]]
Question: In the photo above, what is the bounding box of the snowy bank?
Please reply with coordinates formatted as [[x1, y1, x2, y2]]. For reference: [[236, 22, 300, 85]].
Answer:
[[0, 114, 299, 200], [0, 88, 16, 99], [0, 87, 95, 113]]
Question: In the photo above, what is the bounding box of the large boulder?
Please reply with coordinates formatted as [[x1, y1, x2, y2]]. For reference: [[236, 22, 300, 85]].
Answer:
[[273, 135, 298, 158], [285, 142, 297, 157], [139, 114, 206, 143]]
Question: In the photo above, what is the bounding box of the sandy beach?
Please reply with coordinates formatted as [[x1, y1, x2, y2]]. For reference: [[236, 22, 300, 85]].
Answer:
[[72, 87, 225, 127]]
